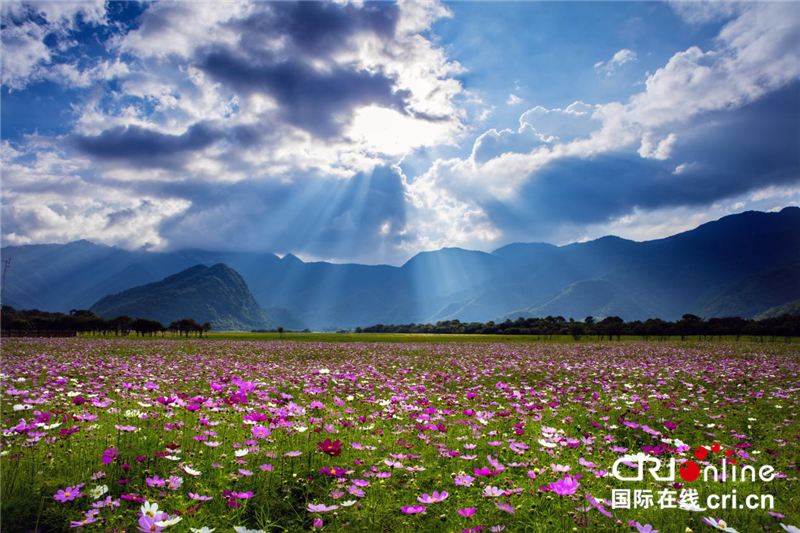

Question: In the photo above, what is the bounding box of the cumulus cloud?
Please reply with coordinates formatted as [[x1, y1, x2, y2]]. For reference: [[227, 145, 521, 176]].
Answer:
[[1, 0, 109, 89]]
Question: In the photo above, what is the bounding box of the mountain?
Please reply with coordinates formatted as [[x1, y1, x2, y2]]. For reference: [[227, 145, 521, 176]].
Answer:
[[3, 207, 799, 329], [755, 299, 800, 320], [90, 264, 275, 331]]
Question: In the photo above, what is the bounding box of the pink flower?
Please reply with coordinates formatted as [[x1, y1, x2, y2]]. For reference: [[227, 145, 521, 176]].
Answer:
[[401, 505, 426, 514], [495, 502, 515, 514], [308, 503, 339, 513], [260, 464, 273, 472], [252, 425, 271, 439], [313, 518, 323, 529], [137, 514, 165, 532], [189, 493, 213, 501], [457, 508, 476, 518], [70, 515, 98, 528], [455, 473, 475, 487], [417, 491, 448, 504], [146, 475, 165, 488]]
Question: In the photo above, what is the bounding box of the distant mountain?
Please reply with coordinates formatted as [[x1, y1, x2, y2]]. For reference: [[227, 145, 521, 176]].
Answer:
[[90, 264, 275, 331], [755, 299, 800, 320], [3, 207, 799, 328]]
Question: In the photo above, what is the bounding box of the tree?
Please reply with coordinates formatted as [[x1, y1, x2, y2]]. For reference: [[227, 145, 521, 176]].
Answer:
[[277, 326, 284, 339]]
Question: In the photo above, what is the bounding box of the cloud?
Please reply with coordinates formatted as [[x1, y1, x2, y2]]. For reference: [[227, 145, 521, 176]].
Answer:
[[72, 123, 225, 169], [507, 94, 523, 106], [594, 48, 637, 76], [1, 0, 110, 90], [198, 50, 409, 138]]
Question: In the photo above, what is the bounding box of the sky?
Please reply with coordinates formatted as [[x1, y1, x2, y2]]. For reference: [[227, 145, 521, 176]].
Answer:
[[1, 0, 799, 265]]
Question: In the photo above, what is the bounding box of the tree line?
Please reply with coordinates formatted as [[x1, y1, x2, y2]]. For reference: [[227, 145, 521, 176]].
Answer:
[[0, 307, 212, 337], [357, 313, 800, 341]]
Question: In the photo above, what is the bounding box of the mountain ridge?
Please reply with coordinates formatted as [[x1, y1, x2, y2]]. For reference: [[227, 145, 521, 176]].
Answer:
[[3, 207, 799, 328]]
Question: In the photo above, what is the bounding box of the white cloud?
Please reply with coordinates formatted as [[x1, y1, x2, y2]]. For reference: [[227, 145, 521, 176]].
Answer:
[[507, 93, 523, 105], [595, 48, 637, 76], [1, 0, 108, 90]]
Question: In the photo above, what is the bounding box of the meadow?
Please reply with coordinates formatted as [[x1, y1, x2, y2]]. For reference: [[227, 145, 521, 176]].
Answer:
[[1, 338, 798, 533]]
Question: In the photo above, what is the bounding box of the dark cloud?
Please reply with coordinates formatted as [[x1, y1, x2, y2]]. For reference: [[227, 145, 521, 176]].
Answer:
[[73, 122, 223, 168], [198, 50, 408, 138], [232, 2, 399, 59], [481, 81, 800, 238]]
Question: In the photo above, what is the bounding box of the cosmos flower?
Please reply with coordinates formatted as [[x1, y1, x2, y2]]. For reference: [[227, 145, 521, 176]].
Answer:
[[417, 491, 448, 503], [458, 508, 476, 518], [401, 505, 426, 514], [702, 518, 739, 533], [54, 486, 82, 502], [308, 503, 339, 513], [317, 438, 343, 457], [548, 476, 580, 496]]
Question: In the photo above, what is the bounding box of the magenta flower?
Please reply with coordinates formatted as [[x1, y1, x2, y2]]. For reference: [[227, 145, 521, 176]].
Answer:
[[457, 508, 476, 518], [189, 493, 212, 501], [308, 503, 339, 513], [633, 523, 659, 533], [313, 518, 323, 529], [548, 475, 580, 496], [417, 491, 448, 504], [401, 505, 426, 514], [101, 448, 117, 465]]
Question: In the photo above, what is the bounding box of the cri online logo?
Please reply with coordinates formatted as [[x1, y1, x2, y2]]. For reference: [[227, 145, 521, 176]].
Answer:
[[612, 443, 776, 483]]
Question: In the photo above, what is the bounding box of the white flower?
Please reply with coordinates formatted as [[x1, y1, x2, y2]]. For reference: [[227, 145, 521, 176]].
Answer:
[[141, 502, 160, 518], [702, 517, 740, 532], [13, 404, 32, 411], [781, 525, 800, 533], [483, 486, 504, 497], [165, 455, 181, 461], [341, 500, 357, 507], [89, 485, 108, 499], [182, 465, 201, 476], [190, 528, 216, 533], [234, 527, 266, 533], [295, 426, 308, 433], [156, 516, 182, 527], [319, 368, 330, 374], [234, 449, 249, 457], [538, 439, 556, 448]]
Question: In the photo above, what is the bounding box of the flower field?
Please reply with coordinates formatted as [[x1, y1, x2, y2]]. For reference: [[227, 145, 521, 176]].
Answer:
[[1, 338, 798, 533]]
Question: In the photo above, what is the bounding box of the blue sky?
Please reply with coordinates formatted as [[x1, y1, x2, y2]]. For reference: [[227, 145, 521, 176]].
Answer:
[[1, 1, 799, 264]]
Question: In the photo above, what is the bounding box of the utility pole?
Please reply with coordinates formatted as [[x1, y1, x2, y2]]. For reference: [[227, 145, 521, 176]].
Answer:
[[1, 257, 11, 305]]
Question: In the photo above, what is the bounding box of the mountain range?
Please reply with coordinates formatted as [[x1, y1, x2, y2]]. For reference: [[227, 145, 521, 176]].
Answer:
[[1, 207, 799, 330]]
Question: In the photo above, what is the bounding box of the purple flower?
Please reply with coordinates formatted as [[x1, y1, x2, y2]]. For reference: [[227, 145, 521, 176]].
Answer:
[[457, 508, 476, 518], [54, 486, 82, 502], [401, 505, 426, 514]]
